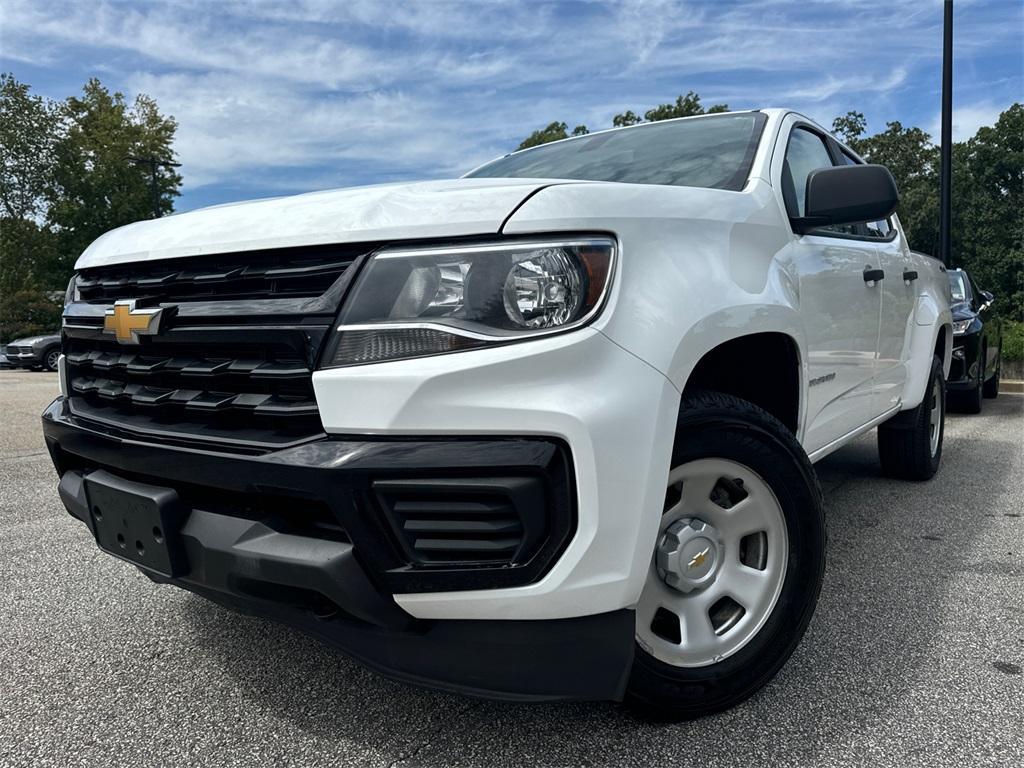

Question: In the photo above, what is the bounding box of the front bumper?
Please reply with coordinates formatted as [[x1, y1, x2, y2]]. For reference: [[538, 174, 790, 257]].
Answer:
[[947, 332, 981, 390], [43, 398, 635, 701], [3, 347, 42, 367]]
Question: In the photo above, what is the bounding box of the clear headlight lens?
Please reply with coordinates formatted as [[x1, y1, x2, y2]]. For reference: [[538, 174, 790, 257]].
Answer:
[[951, 319, 972, 335], [64, 275, 79, 308], [325, 237, 615, 366]]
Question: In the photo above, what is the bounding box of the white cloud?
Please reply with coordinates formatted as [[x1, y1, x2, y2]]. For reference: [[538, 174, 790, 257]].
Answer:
[[927, 102, 1006, 142], [2, 0, 1018, 208]]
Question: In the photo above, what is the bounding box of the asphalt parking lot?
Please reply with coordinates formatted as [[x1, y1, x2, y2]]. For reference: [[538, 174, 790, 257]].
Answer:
[[1, 369, 1021, 768]]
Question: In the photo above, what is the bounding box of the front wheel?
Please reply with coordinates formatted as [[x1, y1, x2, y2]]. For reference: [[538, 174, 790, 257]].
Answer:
[[625, 391, 825, 720], [42, 346, 60, 373]]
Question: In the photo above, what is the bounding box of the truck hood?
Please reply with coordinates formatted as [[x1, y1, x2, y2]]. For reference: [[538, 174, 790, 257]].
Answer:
[[75, 178, 564, 269]]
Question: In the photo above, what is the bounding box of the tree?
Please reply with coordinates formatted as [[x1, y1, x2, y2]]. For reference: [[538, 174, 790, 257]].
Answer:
[[0, 73, 60, 221], [48, 79, 182, 276], [517, 121, 588, 150], [612, 110, 642, 127], [642, 91, 728, 122], [0, 73, 62, 339], [520, 92, 728, 149], [0, 216, 63, 340], [831, 111, 867, 145], [853, 120, 940, 256], [832, 104, 1022, 320], [954, 103, 1023, 319]]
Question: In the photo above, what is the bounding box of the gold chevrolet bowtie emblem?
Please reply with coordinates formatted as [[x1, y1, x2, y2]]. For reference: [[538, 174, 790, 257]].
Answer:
[[103, 300, 164, 344], [687, 547, 710, 571]]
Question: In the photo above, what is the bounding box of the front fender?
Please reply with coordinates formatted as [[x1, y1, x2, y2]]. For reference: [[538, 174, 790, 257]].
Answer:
[[902, 293, 953, 411]]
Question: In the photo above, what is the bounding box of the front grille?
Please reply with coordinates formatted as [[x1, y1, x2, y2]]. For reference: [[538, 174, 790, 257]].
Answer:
[[75, 246, 357, 303], [63, 244, 369, 452]]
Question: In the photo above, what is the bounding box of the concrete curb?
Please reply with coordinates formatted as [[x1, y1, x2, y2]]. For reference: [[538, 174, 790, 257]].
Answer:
[[1001, 379, 1024, 394]]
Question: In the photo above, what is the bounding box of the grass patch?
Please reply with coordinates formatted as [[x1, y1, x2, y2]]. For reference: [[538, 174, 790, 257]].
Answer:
[[1003, 320, 1024, 362]]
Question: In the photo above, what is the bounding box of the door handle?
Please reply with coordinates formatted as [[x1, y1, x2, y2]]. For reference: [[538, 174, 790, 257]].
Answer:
[[903, 270, 918, 282], [863, 267, 885, 283]]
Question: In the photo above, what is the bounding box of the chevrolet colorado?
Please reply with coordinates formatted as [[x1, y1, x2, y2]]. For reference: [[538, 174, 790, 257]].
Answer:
[[43, 109, 952, 719]]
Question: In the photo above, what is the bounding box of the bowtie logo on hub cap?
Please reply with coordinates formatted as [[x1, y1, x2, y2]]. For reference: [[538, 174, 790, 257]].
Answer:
[[103, 300, 165, 344], [687, 546, 711, 571]]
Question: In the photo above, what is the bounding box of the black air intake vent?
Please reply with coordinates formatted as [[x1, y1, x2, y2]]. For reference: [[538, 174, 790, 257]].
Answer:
[[374, 478, 547, 567]]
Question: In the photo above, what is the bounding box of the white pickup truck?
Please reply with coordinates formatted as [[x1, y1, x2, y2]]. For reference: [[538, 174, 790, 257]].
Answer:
[[44, 109, 951, 719]]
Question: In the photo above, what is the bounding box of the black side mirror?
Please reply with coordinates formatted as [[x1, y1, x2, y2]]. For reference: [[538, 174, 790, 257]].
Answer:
[[792, 164, 899, 234], [980, 290, 994, 310]]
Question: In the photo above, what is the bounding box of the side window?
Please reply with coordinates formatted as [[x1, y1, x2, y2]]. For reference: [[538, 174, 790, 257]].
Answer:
[[782, 128, 834, 218]]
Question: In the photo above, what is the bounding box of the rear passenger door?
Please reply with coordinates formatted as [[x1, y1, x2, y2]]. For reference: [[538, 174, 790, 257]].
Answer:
[[777, 124, 883, 454], [833, 149, 917, 415]]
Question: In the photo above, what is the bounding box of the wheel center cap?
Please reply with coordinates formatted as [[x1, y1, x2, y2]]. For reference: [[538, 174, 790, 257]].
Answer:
[[656, 518, 722, 593]]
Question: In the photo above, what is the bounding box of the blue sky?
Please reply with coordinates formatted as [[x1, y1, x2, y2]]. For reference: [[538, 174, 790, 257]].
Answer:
[[3, 0, 1021, 212]]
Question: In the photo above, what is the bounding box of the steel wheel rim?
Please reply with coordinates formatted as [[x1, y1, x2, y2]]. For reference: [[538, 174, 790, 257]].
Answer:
[[636, 457, 789, 668], [929, 378, 942, 456]]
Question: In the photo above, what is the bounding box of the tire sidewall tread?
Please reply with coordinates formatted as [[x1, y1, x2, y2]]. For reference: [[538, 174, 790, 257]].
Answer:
[[626, 390, 826, 721]]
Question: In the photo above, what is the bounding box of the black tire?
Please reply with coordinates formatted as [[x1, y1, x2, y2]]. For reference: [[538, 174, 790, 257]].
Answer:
[[878, 355, 945, 480], [624, 390, 825, 721], [982, 350, 1000, 399], [42, 346, 60, 372], [959, 350, 984, 414]]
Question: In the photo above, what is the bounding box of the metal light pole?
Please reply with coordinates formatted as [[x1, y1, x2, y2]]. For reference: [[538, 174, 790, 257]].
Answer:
[[130, 156, 182, 219], [938, 0, 953, 266]]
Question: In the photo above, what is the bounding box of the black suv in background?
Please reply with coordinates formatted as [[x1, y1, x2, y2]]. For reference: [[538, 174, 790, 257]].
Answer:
[[947, 268, 1003, 412]]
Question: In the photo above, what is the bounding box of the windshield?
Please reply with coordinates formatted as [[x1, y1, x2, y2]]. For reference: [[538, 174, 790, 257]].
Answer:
[[948, 272, 968, 302], [467, 112, 767, 192]]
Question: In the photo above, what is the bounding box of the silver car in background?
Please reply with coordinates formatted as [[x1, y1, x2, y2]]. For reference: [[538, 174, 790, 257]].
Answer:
[[2, 334, 61, 371]]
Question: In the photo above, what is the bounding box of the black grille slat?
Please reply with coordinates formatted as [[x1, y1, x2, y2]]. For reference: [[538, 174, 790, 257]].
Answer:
[[64, 245, 368, 452], [413, 538, 521, 554], [380, 489, 532, 565], [75, 245, 360, 304], [403, 519, 524, 535]]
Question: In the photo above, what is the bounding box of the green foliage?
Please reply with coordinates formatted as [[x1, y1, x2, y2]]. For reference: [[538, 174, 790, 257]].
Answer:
[[846, 119, 941, 256], [831, 111, 867, 145], [612, 110, 642, 127], [518, 121, 568, 149], [524, 91, 730, 150], [642, 91, 728, 122], [0, 73, 60, 221], [0, 215, 63, 342], [0, 72, 181, 335], [49, 78, 182, 270], [517, 121, 590, 149], [952, 104, 1023, 322], [832, 104, 1022, 321], [1003, 321, 1024, 362], [0, 217, 59, 292], [0, 288, 62, 342]]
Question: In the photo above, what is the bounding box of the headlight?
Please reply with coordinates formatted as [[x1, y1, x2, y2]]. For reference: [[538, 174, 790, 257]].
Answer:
[[952, 319, 972, 336], [64, 275, 78, 307], [324, 237, 615, 366]]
